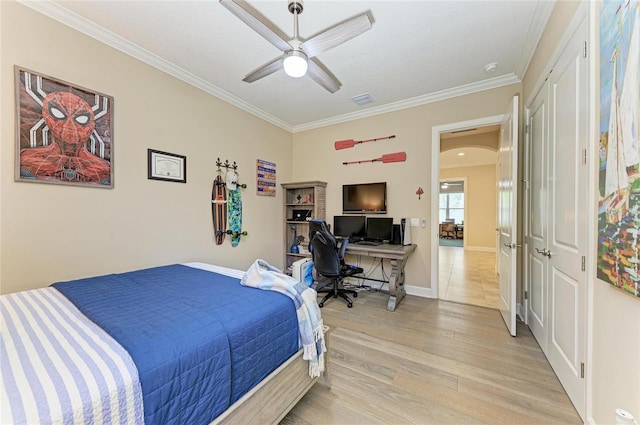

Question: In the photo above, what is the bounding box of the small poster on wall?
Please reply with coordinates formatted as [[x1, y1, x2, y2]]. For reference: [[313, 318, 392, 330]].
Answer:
[[14, 66, 114, 188], [256, 159, 276, 196]]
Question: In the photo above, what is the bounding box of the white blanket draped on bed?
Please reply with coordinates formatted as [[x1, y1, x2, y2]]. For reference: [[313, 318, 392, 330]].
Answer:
[[241, 259, 326, 378], [0, 287, 144, 425]]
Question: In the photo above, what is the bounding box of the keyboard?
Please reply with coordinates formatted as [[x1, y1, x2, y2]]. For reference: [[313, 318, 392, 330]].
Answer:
[[354, 240, 382, 246]]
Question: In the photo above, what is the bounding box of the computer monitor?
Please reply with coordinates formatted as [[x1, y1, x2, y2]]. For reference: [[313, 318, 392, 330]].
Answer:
[[366, 217, 393, 242], [333, 215, 366, 241]]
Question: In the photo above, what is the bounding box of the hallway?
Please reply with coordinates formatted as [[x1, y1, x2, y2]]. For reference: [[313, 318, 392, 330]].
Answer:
[[439, 246, 499, 309]]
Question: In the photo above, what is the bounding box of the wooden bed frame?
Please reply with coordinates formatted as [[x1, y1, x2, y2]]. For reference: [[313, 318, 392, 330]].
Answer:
[[212, 327, 331, 425]]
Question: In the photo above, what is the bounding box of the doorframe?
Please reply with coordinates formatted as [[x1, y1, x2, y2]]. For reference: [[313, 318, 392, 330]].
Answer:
[[430, 115, 504, 299]]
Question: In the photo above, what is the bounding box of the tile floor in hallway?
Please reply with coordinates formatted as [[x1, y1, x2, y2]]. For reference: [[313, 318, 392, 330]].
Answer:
[[439, 246, 500, 309]]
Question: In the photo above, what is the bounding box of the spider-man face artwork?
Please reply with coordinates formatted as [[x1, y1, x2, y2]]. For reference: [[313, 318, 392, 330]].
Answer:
[[15, 68, 114, 188]]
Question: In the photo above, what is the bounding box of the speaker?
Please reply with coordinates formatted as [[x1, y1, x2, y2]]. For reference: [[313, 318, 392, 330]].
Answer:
[[400, 218, 412, 246], [391, 224, 401, 245]]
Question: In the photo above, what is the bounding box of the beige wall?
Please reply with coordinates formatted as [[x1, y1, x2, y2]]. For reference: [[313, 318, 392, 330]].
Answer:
[[0, 2, 292, 294], [440, 164, 497, 250], [291, 84, 520, 289], [3, 0, 638, 422], [523, 1, 640, 422], [441, 131, 499, 151], [524, 1, 581, 101], [590, 2, 640, 422]]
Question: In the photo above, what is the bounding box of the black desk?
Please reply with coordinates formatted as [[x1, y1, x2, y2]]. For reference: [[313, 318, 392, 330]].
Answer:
[[345, 243, 416, 312]]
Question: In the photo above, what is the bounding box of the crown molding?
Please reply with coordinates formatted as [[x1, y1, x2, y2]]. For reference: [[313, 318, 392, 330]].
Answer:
[[515, 0, 556, 79], [18, 0, 294, 132], [291, 73, 521, 133], [20, 0, 522, 135]]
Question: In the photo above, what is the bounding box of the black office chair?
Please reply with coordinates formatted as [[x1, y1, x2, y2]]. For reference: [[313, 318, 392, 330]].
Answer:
[[308, 219, 327, 243], [308, 219, 334, 291], [310, 224, 363, 308]]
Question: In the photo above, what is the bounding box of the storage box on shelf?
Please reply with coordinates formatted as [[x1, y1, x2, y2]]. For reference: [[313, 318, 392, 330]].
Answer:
[[281, 181, 327, 274]]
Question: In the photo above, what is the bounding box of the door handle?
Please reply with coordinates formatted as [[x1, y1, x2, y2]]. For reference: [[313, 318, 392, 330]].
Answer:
[[535, 248, 552, 258]]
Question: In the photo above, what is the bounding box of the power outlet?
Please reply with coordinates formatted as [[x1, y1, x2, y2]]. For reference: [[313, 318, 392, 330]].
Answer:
[[410, 218, 420, 227]]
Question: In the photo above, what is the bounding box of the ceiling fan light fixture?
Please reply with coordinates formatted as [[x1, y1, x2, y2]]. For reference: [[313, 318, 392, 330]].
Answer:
[[283, 50, 308, 78]]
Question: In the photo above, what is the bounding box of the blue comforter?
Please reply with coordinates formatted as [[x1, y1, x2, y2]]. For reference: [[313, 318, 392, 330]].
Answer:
[[53, 264, 299, 425]]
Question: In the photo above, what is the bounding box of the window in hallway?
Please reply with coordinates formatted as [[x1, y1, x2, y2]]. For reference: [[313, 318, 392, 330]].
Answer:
[[439, 181, 464, 223]]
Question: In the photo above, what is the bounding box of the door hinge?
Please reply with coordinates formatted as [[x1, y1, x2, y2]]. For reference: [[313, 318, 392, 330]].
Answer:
[[524, 290, 528, 300], [583, 41, 587, 58], [581, 362, 585, 378], [582, 148, 587, 165], [581, 256, 586, 271]]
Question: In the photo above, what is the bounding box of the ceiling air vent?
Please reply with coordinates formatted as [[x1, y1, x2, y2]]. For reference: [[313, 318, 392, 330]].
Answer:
[[351, 93, 375, 106]]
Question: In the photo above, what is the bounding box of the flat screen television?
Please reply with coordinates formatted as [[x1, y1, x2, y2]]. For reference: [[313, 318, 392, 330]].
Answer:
[[342, 182, 387, 214], [333, 215, 366, 241]]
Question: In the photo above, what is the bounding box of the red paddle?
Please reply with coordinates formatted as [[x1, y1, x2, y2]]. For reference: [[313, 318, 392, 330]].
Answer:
[[334, 134, 396, 150], [343, 151, 407, 165]]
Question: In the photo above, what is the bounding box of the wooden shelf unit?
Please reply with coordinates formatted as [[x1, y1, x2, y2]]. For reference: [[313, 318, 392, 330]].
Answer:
[[281, 181, 327, 274]]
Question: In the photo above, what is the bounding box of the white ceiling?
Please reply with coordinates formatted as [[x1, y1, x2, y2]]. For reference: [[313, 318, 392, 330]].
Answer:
[[24, 0, 555, 132]]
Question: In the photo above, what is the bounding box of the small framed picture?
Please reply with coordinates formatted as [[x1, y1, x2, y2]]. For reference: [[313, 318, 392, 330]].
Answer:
[[147, 149, 186, 183]]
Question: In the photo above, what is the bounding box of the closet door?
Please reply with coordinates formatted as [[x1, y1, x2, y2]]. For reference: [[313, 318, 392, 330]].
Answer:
[[546, 19, 588, 418], [526, 82, 549, 353]]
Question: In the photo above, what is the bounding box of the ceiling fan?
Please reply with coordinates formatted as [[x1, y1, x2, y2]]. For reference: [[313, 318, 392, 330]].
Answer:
[[219, 0, 372, 93]]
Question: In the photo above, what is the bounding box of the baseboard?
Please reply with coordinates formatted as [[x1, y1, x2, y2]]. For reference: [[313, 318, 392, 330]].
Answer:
[[405, 285, 433, 298], [465, 245, 496, 253]]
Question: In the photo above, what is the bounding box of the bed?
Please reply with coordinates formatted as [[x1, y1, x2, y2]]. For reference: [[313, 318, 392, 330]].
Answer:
[[1, 262, 329, 425]]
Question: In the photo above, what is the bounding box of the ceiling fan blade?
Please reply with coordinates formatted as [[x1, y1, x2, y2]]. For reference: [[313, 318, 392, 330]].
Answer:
[[242, 57, 283, 83], [300, 13, 372, 59], [219, 0, 291, 52], [306, 59, 341, 93]]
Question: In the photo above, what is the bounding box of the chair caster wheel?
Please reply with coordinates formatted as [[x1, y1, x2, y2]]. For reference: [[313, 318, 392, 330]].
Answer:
[[319, 302, 324, 308], [353, 292, 358, 298], [347, 303, 353, 308]]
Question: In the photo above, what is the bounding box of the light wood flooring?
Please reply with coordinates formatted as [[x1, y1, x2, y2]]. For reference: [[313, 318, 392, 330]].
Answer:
[[439, 246, 499, 310], [282, 292, 581, 425]]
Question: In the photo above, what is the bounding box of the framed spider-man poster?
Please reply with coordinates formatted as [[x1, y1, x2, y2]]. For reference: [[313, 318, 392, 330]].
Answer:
[[14, 66, 114, 188]]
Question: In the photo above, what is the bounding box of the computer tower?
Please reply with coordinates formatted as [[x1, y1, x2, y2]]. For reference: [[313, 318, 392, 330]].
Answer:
[[400, 218, 412, 245], [391, 224, 401, 245]]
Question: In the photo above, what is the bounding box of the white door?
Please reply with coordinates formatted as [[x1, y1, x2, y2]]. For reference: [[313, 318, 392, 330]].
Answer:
[[526, 82, 549, 352], [546, 23, 587, 418], [498, 95, 519, 336]]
